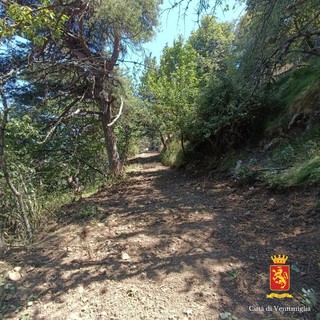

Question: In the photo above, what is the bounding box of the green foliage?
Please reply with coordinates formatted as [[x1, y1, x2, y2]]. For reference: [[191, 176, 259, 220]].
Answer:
[[266, 154, 320, 187], [2, 0, 320, 245], [272, 144, 296, 164], [256, 57, 320, 187], [141, 38, 200, 153], [0, 93, 109, 239], [92, 0, 161, 44], [186, 16, 240, 144], [0, 0, 161, 236], [115, 88, 150, 161], [0, 1, 67, 45], [273, 58, 320, 109], [140, 17, 240, 158], [194, 74, 239, 139], [265, 124, 320, 186], [237, 0, 320, 85], [160, 139, 185, 168], [189, 16, 234, 75]]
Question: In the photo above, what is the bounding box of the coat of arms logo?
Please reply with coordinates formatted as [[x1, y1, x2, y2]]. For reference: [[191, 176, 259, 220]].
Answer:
[[266, 255, 293, 299]]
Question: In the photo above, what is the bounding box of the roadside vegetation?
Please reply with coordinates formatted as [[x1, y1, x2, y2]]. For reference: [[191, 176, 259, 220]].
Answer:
[[0, 2, 319, 319], [141, 5, 320, 190], [0, 0, 319, 239]]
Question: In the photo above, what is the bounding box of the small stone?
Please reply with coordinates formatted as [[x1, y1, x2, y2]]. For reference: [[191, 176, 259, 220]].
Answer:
[[27, 301, 33, 306], [7, 270, 21, 281], [268, 198, 276, 206], [121, 252, 131, 260], [26, 266, 35, 272], [13, 266, 22, 272]]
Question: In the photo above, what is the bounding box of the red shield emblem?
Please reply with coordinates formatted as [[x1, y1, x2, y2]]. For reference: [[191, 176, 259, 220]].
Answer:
[[270, 265, 290, 291]]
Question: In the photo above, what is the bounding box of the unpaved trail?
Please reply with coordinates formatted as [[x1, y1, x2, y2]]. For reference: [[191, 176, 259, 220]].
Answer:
[[2, 153, 320, 320]]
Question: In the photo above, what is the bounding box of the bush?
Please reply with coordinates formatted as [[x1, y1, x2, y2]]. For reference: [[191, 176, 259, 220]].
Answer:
[[160, 139, 185, 167]]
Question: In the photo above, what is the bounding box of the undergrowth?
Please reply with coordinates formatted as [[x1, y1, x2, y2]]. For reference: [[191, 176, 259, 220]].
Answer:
[[237, 59, 320, 188], [156, 59, 320, 189], [275, 57, 320, 109], [266, 155, 320, 187], [160, 139, 185, 167], [265, 125, 320, 187]]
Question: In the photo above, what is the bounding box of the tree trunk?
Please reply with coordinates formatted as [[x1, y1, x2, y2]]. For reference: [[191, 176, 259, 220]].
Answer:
[[160, 132, 167, 150], [100, 112, 122, 175], [0, 87, 33, 239], [94, 81, 122, 175]]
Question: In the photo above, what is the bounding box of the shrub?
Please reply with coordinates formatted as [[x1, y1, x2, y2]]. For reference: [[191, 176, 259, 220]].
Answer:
[[160, 139, 185, 167]]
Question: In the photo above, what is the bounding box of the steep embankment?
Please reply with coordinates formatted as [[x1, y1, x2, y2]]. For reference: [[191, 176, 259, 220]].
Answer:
[[1, 153, 319, 320]]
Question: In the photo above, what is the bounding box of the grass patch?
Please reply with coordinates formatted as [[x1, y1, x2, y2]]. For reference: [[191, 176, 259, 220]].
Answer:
[[275, 58, 320, 108], [272, 125, 320, 164], [41, 191, 75, 215], [265, 124, 320, 187], [266, 154, 320, 187]]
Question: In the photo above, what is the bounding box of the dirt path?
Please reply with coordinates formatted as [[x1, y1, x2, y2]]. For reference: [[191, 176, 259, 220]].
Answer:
[[2, 153, 320, 320]]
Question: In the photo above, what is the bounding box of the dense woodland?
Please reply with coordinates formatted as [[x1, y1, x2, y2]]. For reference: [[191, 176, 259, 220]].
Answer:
[[0, 0, 320, 241]]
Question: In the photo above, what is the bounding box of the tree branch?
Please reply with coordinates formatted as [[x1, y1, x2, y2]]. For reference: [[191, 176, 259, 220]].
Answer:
[[38, 98, 79, 145], [107, 96, 124, 127]]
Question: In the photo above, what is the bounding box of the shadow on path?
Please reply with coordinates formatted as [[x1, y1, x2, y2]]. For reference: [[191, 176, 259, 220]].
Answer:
[[2, 153, 320, 319]]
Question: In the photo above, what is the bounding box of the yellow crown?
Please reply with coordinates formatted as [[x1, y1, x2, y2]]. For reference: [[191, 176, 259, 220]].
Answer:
[[271, 255, 288, 264]]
